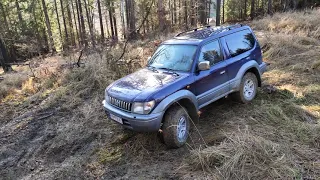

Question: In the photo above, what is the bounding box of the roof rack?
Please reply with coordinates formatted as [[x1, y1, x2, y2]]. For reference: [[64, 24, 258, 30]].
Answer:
[[175, 25, 213, 37], [209, 24, 243, 36], [174, 24, 244, 39]]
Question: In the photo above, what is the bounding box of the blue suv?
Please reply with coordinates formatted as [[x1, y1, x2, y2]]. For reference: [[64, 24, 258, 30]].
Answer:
[[103, 25, 267, 148]]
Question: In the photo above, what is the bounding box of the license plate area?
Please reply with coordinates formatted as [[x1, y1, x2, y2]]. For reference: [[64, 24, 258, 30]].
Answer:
[[110, 113, 123, 124]]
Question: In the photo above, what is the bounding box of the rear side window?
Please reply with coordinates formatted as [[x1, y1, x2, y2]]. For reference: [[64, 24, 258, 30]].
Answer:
[[199, 40, 223, 66], [225, 29, 255, 57]]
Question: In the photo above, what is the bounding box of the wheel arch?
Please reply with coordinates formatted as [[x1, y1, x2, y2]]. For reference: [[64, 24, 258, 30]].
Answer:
[[232, 60, 262, 91], [152, 90, 199, 122], [246, 67, 262, 87]]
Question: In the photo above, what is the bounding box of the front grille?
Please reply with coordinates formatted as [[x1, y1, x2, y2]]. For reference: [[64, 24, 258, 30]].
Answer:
[[108, 96, 132, 112]]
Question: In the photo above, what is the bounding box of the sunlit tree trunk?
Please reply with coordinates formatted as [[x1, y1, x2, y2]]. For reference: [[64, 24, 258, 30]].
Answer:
[[71, 0, 80, 46], [77, 0, 88, 47], [54, 0, 63, 47], [60, 0, 69, 47], [67, 2, 76, 46], [84, 0, 95, 47]]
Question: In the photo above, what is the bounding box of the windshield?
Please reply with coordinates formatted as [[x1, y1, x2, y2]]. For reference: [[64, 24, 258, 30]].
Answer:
[[148, 44, 197, 72]]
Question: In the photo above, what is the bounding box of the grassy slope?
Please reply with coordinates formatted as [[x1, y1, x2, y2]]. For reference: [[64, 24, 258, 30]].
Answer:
[[0, 10, 319, 179]]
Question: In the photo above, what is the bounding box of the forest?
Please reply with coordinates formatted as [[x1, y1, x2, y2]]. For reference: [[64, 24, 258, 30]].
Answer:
[[0, 0, 319, 72]]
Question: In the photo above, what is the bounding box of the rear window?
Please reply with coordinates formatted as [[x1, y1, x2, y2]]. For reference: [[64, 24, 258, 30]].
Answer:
[[225, 29, 255, 57]]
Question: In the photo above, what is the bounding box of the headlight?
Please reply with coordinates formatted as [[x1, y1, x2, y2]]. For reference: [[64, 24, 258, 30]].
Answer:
[[133, 100, 155, 114]]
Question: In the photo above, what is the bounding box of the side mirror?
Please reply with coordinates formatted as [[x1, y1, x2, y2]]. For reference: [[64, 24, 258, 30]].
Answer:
[[147, 56, 151, 62], [198, 61, 210, 71]]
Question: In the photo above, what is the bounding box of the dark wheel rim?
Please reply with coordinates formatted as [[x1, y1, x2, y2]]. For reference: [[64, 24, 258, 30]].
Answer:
[[177, 115, 187, 142]]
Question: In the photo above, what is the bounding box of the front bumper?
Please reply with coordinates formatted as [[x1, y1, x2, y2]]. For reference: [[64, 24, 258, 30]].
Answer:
[[102, 100, 163, 132]]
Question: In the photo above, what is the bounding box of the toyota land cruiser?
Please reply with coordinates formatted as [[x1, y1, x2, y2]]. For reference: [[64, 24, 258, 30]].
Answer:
[[103, 24, 267, 148]]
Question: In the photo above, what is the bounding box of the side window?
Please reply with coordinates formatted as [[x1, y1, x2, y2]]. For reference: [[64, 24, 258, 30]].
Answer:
[[199, 40, 223, 66], [225, 29, 255, 57]]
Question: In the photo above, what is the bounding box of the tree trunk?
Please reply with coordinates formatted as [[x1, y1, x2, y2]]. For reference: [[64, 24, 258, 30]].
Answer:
[[190, 0, 195, 26], [67, 2, 76, 46], [54, 0, 63, 47], [222, 0, 225, 23], [0, 2, 9, 31], [97, 0, 105, 42], [199, 0, 206, 25], [31, 1, 44, 53], [105, 14, 110, 38], [84, 0, 95, 47], [60, 0, 69, 47], [77, 0, 88, 47], [120, 0, 126, 39], [108, 1, 115, 39], [41, 0, 55, 52], [158, 0, 165, 31], [71, 0, 80, 46], [184, 0, 188, 29], [179, 0, 181, 25], [216, 0, 221, 26], [0, 38, 12, 72], [125, 0, 136, 39], [112, 2, 118, 40], [244, 0, 247, 19], [15, 0, 24, 29], [268, 0, 272, 14], [250, 0, 255, 20], [174, 0, 177, 24]]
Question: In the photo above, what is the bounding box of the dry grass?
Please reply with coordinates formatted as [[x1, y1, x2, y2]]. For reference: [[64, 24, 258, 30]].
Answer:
[[0, 72, 28, 99], [251, 10, 320, 38]]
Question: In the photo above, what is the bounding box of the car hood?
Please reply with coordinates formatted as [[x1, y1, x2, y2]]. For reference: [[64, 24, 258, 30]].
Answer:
[[107, 68, 188, 102]]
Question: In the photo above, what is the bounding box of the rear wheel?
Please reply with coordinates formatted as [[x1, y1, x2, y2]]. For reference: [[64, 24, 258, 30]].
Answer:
[[231, 72, 258, 103], [161, 105, 190, 148]]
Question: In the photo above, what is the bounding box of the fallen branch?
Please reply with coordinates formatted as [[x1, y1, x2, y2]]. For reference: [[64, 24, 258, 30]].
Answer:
[[76, 48, 84, 67], [37, 112, 54, 120]]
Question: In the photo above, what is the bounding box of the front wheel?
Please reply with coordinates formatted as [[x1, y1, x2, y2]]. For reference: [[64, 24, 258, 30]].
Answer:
[[231, 72, 258, 103], [161, 105, 190, 148]]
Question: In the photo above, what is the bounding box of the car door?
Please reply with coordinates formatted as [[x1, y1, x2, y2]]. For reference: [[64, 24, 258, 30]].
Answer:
[[193, 39, 229, 108], [222, 30, 257, 91]]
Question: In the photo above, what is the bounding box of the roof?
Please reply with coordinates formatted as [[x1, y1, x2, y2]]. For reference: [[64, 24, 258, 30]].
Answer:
[[162, 24, 250, 46]]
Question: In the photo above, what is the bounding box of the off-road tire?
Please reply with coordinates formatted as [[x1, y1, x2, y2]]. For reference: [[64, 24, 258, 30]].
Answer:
[[231, 72, 258, 104], [161, 105, 190, 148]]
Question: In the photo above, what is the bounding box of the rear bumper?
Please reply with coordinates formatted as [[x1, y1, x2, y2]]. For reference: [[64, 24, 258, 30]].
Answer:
[[259, 62, 267, 75], [103, 100, 163, 132]]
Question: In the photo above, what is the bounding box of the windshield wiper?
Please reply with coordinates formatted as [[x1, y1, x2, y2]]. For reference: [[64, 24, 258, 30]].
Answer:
[[147, 65, 159, 73], [158, 67, 179, 76]]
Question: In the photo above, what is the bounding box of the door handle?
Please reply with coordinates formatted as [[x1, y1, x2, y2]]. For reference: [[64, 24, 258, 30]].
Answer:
[[220, 70, 226, 75]]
